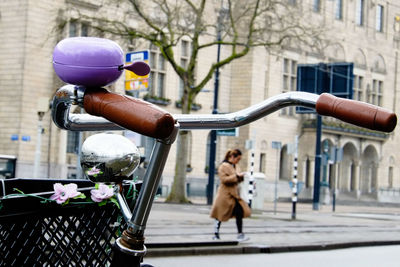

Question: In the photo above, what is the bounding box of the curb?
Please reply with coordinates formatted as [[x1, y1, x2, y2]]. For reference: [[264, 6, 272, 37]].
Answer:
[[145, 240, 400, 257]]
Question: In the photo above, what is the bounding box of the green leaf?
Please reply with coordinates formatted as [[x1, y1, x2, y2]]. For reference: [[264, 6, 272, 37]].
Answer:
[[13, 188, 25, 194], [98, 200, 107, 207], [110, 198, 120, 209], [95, 183, 100, 189], [73, 193, 86, 200]]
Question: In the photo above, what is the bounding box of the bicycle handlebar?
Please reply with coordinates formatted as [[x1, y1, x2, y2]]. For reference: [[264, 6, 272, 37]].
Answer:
[[51, 86, 397, 138], [83, 88, 175, 139], [316, 93, 397, 132]]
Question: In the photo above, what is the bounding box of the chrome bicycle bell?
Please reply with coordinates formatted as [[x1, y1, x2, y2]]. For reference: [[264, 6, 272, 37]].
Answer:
[[81, 133, 141, 183]]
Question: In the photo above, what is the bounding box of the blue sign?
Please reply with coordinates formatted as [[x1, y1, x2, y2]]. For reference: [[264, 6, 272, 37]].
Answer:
[[216, 128, 238, 137], [296, 62, 354, 113], [125, 50, 149, 62], [21, 135, 31, 142], [125, 50, 150, 91], [328, 63, 354, 98], [11, 134, 18, 141]]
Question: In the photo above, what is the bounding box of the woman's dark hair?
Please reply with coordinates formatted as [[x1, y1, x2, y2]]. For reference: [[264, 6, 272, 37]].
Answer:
[[223, 149, 242, 161]]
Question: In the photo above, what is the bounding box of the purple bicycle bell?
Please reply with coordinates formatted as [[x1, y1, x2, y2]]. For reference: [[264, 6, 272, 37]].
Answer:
[[53, 37, 150, 87]]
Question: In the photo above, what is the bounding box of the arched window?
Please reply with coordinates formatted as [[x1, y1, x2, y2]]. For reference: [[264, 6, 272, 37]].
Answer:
[[279, 145, 291, 181]]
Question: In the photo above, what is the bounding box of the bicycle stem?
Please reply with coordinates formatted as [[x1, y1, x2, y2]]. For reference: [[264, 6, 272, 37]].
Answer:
[[127, 126, 178, 236], [114, 127, 178, 261]]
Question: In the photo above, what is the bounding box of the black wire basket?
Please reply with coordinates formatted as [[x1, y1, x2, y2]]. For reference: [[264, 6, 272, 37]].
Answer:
[[0, 178, 139, 267]]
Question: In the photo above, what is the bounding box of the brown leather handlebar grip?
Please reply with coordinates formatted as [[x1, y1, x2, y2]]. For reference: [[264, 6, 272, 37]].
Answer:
[[316, 93, 397, 133], [84, 88, 175, 139]]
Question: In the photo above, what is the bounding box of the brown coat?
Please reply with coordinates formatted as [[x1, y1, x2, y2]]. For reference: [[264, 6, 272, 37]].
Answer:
[[210, 162, 251, 222]]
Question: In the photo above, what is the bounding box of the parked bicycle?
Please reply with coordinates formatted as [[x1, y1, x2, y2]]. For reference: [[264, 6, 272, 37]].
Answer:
[[15, 37, 400, 266]]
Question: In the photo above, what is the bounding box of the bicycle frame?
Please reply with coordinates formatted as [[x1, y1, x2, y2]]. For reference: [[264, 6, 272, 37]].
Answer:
[[51, 84, 396, 266]]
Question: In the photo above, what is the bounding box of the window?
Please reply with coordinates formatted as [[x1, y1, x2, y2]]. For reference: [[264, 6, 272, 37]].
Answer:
[[68, 20, 89, 37], [313, 0, 321, 13], [288, 0, 296, 5], [376, 5, 384, 32], [66, 131, 80, 153], [279, 145, 291, 180], [81, 23, 89, 36], [179, 40, 191, 98], [281, 58, 297, 116], [388, 166, 393, 188], [181, 40, 189, 57], [69, 21, 78, 37], [178, 40, 197, 102], [355, 0, 365, 26], [353, 75, 364, 101], [371, 79, 383, 106], [335, 0, 343, 20], [149, 45, 166, 97], [259, 153, 266, 173]]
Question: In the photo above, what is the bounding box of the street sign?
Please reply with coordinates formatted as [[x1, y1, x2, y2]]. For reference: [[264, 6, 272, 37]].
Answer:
[[328, 63, 354, 98], [125, 50, 150, 92], [216, 128, 238, 137], [296, 62, 354, 113], [21, 135, 31, 142], [271, 141, 282, 149]]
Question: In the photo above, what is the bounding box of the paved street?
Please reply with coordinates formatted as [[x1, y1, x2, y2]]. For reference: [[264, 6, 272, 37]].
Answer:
[[144, 245, 400, 267], [144, 200, 400, 257]]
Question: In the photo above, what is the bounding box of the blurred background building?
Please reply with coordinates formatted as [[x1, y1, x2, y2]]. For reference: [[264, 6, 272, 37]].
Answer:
[[1, 0, 399, 204]]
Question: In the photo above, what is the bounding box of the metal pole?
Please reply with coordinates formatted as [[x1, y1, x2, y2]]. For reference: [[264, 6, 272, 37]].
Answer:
[[332, 147, 338, 212], [75, 109, 83, 179], [248, 150, 255, 208], [274, 147, 279, 215], [33, 113, 44, 178], [207, 6, 224, 205], [272, 141, 281, 215], [291, 135, 298, 220], [76, 131, 83, 179], [320, 140, 330, 204], [207, 130, 217, 205], [312, 115, 322, 210]]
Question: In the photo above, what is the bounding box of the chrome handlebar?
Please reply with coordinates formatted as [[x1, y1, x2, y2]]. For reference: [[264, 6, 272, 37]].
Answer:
[[52, 84, 319, 132]]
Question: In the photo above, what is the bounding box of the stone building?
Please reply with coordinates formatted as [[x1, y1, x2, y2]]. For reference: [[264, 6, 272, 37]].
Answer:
[[0, 0, 399, 204]]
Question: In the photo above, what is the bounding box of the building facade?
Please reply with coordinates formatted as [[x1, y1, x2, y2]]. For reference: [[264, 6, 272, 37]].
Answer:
[[1, 0, 399, 203]]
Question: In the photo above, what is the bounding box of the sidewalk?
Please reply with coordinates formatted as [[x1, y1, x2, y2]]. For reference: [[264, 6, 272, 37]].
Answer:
[[144, 200, 400, 257]]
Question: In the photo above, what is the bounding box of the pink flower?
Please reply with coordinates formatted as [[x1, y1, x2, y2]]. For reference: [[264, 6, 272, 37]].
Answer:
[[50, 183, 81, 204], [90, 184, 114, 202], [86, 166, 103, 177]]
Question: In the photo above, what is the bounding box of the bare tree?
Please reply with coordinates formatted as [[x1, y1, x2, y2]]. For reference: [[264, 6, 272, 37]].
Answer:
[[77, 0, 325, 202]]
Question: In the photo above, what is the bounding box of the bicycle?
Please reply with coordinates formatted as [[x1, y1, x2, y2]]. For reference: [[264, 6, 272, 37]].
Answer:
[[49, 37, 397, 266]]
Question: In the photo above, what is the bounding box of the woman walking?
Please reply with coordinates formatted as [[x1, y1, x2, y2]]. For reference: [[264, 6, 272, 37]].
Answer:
[[210, 149, 251, 242]]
